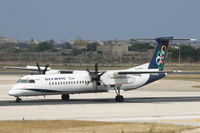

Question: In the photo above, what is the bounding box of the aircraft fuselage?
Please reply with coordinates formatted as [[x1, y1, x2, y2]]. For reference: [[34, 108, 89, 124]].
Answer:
[[8, 70, 166, 97]]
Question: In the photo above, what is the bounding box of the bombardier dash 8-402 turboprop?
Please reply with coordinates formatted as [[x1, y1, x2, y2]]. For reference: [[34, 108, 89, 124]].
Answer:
[[6, 37, 195, 102]]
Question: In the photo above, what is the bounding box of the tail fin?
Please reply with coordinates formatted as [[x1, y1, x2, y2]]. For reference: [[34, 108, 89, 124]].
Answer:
[[148, 37, 173, 70]]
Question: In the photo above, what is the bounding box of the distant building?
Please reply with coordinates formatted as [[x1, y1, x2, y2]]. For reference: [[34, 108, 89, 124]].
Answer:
[[61, 49, 72, 55], [97, 44, 128, 57], [0, 36, 20, 44], [72, 44, 87, 50], [170, 43, 179, 49], [27, 39, 40, 45]]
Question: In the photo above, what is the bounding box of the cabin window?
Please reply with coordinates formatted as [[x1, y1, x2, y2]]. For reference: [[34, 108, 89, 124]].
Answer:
[[82, 81, 84, 84], [80, 81, 81, 84], [49, 82, 51, 85], [77, 81, 79, 84], [71, 81, 73, 84], [74, 81, 76, 84], [63, 82, 65, 85], [52, 82, 54, 85], [55, 82, 57, 85], [61, 82, 62, 85]]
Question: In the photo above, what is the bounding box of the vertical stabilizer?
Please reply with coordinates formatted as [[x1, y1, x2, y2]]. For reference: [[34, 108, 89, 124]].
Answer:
[[148, 37, 173, 70]]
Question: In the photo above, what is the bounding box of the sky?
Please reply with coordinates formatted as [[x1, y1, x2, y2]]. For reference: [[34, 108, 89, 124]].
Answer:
[[0, 0, 199, 41]]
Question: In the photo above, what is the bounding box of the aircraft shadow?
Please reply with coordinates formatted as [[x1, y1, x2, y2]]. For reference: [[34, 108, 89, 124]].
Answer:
[[1, 96, 200, 106]]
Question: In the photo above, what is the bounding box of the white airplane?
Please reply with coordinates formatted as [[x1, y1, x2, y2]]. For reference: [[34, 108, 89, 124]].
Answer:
[[7, 37, 194, 102]]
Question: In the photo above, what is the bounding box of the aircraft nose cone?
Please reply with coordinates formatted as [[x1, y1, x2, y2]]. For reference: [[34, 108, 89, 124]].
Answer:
[[8, 85, 18, 96], [8, 89, 15, 96]]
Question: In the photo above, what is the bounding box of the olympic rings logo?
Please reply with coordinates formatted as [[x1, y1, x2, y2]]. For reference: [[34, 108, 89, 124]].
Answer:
[[156, 45, 167, 70]]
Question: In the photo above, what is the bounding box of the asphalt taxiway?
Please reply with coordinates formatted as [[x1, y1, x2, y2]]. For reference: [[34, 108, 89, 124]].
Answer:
[[1, 75, 200, 126]]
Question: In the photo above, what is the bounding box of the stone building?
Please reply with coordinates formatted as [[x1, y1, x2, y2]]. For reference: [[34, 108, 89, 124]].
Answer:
[[97, 44, 128, 58]]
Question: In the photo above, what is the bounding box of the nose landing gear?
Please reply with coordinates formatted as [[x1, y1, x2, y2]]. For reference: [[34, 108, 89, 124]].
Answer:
[[16, 97, 22, 103]]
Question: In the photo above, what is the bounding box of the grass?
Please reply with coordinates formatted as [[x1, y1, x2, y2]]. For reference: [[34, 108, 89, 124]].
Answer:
[[165, 64, 200, 71], [192, 85, 200, 88], [165, 74, 200, 82], [0, 120, 195, 133]]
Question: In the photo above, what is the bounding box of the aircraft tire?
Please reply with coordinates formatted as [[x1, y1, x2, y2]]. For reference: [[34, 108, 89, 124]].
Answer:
[[16, 97, 22, 103], [61, 94, 70, 101], [115, 95, 124, 102]]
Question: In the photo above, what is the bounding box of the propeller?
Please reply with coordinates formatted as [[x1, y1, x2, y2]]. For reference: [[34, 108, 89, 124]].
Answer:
[[36, 63, 49, 74], [87, 63, 106, 92], [36, 63, 41, 74]]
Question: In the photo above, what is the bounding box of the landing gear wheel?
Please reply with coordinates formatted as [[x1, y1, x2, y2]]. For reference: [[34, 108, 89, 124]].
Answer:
[[61, 94, 70, 101], [113, 86, 124, 102], [115, 95, 124, 102], [16, 97, 22, 103]]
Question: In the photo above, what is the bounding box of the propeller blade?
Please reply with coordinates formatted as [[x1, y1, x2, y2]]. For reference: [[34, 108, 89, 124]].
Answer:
[[86, 63, 106, 91], [98, 72, 105, 77], [86, 68, 92, 82], [86, 68, 90, 73], [100, 80, 106, 86], [95, 63, 98, 73], [43, 64, 49, 74], [36, 63, 41, 74]]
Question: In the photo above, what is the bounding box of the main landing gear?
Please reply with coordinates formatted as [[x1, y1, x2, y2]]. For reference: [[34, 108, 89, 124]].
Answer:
[[61, 94, 70, 101], [114, 87, 124, 102], [16, 97, 22, 103]]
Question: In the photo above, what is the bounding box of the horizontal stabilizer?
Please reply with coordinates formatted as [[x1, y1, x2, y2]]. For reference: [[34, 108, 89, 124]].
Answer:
[[134, 38, 196, 41], [117, 70, 175, 74]]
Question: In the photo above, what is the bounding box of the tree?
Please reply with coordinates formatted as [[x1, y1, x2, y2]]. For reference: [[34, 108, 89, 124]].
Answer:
[[72, 48, 82, 55], [169, 45, 197, 62], [74, 36, 89, 45], [128, 43, 154, 52], [37, 41, 54, 52], [87, 42, 99, 51], [61, 42, 72, 49]]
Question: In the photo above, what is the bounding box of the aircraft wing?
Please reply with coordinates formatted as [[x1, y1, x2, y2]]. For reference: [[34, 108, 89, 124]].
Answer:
[[4, 66, 51, 71]]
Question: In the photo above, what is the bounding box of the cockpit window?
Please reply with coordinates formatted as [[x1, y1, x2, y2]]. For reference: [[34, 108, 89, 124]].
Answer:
[[18, 79, 28, 83], [17, 79, 35, 83], [28, 80, 35, 83]]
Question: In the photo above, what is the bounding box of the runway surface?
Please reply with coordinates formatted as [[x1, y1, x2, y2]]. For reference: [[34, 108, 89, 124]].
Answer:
[[1, 75, 200, 126]]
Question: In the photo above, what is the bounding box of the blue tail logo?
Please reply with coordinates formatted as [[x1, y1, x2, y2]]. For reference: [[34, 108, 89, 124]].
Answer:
[[148, 37, 173, 70]]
